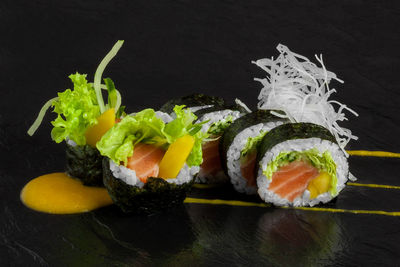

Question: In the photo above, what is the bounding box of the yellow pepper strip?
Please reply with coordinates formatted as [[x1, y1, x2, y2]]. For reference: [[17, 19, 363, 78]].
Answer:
[[158, 135, 195, 179], [85, 108, 115, 147], [307, 172, 331, 199]]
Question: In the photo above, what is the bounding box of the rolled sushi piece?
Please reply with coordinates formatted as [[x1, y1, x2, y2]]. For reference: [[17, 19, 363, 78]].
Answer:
[[27, 41, 126, 186], [97, 105, 207, 213], [220, 110, 288, 194], [256, 123, 348, 207], [193, 103, 248, 183]]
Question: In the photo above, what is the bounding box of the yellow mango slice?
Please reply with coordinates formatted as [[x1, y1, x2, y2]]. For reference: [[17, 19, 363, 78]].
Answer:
[[307, 171, 331, 199], [85, 108, 115, 147], [158, 135, 195, 179]]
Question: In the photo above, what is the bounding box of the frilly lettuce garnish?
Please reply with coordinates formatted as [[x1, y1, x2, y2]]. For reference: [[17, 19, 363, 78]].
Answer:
[[240, 130, 267, 158], [27, 40, 125, 146], [97, 105, 208, 167], [207, 115, 234, 136], [263, 148, 337, 196], [50, 73, 101, 145]]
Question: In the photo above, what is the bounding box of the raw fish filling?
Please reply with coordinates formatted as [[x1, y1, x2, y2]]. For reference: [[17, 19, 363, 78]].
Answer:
[[199, 138, 222, 177], [125, 135, 195, 182], [240, 151, 257, 187], [126, 143, 165, 183], [239, 131, 268, 187], [269, 160, 331, 202]]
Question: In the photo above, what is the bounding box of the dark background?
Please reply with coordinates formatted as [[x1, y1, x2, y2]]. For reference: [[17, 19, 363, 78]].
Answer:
[[1, 0, 400, 266]]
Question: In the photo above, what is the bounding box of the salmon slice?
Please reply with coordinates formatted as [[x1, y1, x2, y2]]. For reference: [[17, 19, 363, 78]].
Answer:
[[269, 160, 319, 202], [240, 151, 257, 187], [127, 143, 165, 183], [199, 139, 222, 176]]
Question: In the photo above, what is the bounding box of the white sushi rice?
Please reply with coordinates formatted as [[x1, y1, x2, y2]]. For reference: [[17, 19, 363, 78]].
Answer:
[[226, 121, 284, 194], [109, 160, 199, 188], [257, 138, 349, 207], [197, 109, 242, 134]]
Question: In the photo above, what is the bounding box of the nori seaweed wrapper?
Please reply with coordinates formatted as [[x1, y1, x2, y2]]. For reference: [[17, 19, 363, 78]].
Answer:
[[65, 143, 103, 186], [257, 122, 337, 164], [193, 103, 247, 119], [220, 110, 288, 175], [102, 158, 194, 214], [159, 94, 225, 114]]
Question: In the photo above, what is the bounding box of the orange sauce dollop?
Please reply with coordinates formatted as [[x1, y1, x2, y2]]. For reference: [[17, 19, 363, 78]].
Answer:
[[20, 172, 112, 214]]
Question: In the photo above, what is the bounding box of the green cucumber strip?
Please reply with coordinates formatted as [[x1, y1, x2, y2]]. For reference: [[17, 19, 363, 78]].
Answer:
[[104, 78, 117, 109], [27, 97, 59, 136], [94, 40, 124, 113]]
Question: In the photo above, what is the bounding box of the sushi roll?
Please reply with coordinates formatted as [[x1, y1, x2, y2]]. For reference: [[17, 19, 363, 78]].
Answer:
[[97, 105, 206, 213], [220, 110, 288, 194], [27, 41, 126, 186], [194, 103, 248, 183], [256, 123, 348, 207]]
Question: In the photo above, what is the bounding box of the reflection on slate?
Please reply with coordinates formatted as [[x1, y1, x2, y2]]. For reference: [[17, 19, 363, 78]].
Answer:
[[256, 210, 342, 266], [2, 0, 400, 265]]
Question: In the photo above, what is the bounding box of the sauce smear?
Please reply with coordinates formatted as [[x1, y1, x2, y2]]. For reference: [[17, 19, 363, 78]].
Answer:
[[20, 172, 112, 214]]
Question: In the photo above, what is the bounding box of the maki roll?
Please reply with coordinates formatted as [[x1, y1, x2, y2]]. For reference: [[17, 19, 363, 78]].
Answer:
[[220, 110, 288, 194], [194, 103, 248, 183], [256, 123, 348, 206], [97, 105, 206, 213], [27, 41, 126, 186]]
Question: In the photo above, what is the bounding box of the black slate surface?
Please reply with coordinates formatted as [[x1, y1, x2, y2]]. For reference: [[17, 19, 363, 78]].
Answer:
[[1, 0, 400, 266]]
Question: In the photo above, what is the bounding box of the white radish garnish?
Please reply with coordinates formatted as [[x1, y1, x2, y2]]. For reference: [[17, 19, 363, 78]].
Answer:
[[253, 44, 358, 154]]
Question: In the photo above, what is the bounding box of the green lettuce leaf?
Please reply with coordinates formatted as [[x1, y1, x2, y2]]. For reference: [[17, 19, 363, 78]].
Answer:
[[104, 78, 117, 110], [240, 130, 268, 158], [28, 41, 125, 146], [164, 105, 207, 166], [97, 105, 207, 167], [50, 73, 101, 145], [207, 115, 234, 135], [96, 109, 167, 165], [186, 130, 208, 166], [163, 105, 197, 141], [263, 148, 338, 196]]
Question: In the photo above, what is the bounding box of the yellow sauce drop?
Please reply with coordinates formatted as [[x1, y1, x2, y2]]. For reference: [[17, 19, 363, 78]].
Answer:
[[184, 198, 400, 217], [347, 150, 400, 158], [20, 172, 113, 214]]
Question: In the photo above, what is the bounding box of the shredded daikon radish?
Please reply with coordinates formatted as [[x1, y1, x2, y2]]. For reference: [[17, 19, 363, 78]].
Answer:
[[253, 44, 358, 154], [235, 98, 252, 113]]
